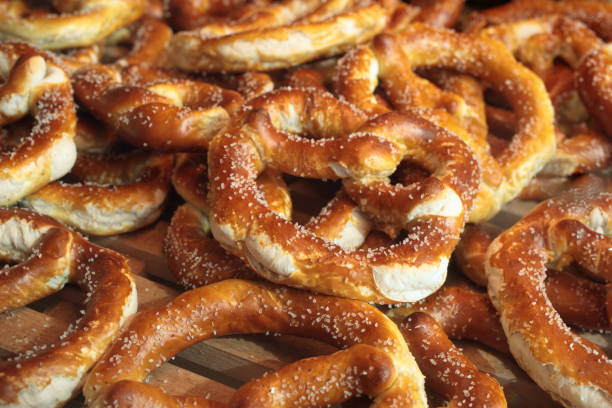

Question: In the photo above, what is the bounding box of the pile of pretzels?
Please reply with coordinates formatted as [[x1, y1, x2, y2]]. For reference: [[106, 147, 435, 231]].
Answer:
[[1, 0, 611, 407]]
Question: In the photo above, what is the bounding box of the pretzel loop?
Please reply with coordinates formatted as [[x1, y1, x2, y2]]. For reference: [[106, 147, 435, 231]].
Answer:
[[0, 209, 137, 408], [0, 42, 76, 206]]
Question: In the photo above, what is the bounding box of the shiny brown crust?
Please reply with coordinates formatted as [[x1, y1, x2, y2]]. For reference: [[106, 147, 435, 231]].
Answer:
[[388, 285, 509, 354], [84, 279, 427, 408], [0, 208, 137, 408], [168, 3, 388, 73], [398, 312, 507, 408], [208, 88, 479, 303], [463, 0, 612, 42], [0, 42, 77, 206], [0, 0, 146, 50], [486, 188, 612, 407], [72, 64, 242, 151], [334, 24, 555, 222], [21, 151, 173, 235]]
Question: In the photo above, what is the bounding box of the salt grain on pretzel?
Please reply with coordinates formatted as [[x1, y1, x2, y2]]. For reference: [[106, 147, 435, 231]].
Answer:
[[0, 208, 137, 408], [169, 2, 388, 73], [335, 24, 556, 222], [0, 42, 76, 206], [0, 0, 146, 50], [21, 151, 173, 235], [208, 87, 479, 303], [72, 63, 242, 151], [486, 187, 612, 407], [84, 279, 427, 407]]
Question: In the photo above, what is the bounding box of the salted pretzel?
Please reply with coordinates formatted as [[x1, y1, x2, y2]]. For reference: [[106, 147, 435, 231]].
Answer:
[[0, 42, 77, 206], [208, 87, 479, 303], [397, 312, 507, 408], [0, 208, 137, 407], [0, 0, 146, 50], [20, 151, 173, 236], [477, 18, 612, 186], [334, 24, 555, 222], [72, 63, 243, 151], [486, 187, 612, 407], [456, 218, 611, 333], [464, 0, 612, 42], [84, 279, 426, 407], [168, 2, 388, 72]]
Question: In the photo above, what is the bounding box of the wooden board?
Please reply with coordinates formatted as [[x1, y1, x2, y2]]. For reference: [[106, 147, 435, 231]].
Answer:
[[2, 198, 601, 407]]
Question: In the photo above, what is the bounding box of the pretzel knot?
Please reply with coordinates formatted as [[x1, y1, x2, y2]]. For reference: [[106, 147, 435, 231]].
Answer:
[[0, 0, 146, 50], [84, 279, 427, 407], [0, 42, 76, 206], [0, 208, 137, 408], [486, 188, 612, 407], [208, 88, 479, 303], [334, 24, 555, 222]]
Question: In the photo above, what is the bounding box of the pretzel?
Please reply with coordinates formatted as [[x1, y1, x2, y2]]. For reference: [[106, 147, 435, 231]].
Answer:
[[208, 87, 479, 303], [168, 2, 388, 73], [486, 188, 612, 407], [84, 279, 427, 407], [0, 208, 137, 407], [165, 0, 273, 31], [20, 151, 173, 235], [457, 215, 611, 333], [334, 24, 555, 222], [0, 0, 146, 50], [464, 0, 612, 42], [72, 64, 243, 151], [397, 312, 507, 408], [0, 42, 77, 206]]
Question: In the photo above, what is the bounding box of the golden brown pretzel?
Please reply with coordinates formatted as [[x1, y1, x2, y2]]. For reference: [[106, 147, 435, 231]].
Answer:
[[208, 87, 479, 303], [83, 279, 427, 407], [0, 208, 137, 407], [113, 18, 173, 67], [486, 187, 612, 407], [464, 0, 612, 42], [398, 312, 507, 408], [0, 0, 146, 49], [168, 2, 388, 72], [456, 217, 611, 332], [72, 64, 243, 151], [20, 151, 174, 235], [334, 24, 555, 222], [0, 42, 76, 206]]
